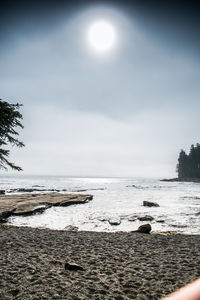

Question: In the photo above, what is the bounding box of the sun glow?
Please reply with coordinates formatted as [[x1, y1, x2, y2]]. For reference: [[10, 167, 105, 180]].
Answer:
[[87, 20, 116, 53]]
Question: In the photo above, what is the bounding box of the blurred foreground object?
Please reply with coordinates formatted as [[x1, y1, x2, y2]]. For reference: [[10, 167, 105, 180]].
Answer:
[[161, 278, 200, 300]]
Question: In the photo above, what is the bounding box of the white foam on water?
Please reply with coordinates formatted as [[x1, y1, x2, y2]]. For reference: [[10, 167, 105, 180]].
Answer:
[[1, 175, 199, 234]]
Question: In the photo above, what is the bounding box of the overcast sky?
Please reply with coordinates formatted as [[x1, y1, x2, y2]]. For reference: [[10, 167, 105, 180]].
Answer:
[[0, 0, 200, 177]]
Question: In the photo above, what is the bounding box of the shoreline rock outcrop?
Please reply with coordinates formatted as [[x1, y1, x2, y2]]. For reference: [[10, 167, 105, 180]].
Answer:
[[143, 201, 159, 207], [0, 193, 93, 223], [160, 178, 200, 183], [6, 187, 105, 194]]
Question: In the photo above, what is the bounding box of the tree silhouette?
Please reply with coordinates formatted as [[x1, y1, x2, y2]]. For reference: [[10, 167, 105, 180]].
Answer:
[[0, 99, 24, 171], [177, 144, 200, 179]]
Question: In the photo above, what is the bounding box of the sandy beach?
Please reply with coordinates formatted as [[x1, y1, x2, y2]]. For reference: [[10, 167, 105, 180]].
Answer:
[[0, 225, 199, 300]]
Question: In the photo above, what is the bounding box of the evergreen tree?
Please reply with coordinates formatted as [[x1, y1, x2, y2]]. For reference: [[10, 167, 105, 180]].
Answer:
[[0, 99, 24, 171], [188, 144, 196, 177], [177, 150, 189, 179], [195, 143, 200, 177], [177, 144, 200, 179]]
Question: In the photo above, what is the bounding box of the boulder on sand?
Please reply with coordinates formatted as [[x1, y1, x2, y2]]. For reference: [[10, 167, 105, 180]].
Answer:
[[64, 262, 84, 271], [133, 223, 152, 234], [64, 225, 79, 231], [143, 201, 159, 207]]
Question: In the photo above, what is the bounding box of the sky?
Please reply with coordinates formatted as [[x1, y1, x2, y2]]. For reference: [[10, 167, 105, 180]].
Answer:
[[0, 0, 200, 177]]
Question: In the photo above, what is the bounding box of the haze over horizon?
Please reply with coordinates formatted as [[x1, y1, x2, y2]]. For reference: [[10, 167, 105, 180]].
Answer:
[[0, 0, 200, 178]]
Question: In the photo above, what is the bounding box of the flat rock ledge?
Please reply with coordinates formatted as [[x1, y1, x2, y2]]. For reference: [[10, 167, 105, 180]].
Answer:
[[0, 193, 93, 222]]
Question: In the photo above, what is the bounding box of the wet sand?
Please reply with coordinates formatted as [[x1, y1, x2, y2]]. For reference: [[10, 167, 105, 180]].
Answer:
[[0, 225, 199, 300]]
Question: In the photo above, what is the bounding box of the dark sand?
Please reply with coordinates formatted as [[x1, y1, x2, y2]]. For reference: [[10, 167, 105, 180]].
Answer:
[[0, 225, 199, 300]]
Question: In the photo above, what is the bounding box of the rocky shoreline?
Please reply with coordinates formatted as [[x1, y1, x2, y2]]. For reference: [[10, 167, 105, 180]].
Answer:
[[0, 225, 199, 299], [0, 193, 93, 223], [0, 187, 105, 195], [160, 177, 200, 183]]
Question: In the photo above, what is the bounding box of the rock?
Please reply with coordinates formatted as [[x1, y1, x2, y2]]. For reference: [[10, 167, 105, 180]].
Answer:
[[98, 216, 108, 222], [0, 208, 16, 223], [128, 215, 137, 222], [0, 193, 93, 222], [156, 219, 165, 223], [7, 188, 60, 193], [0, 218, 7, 223], [169, 224, 188, 228], [72, 188, 105, 192], [32, 185, 45, 188], [126, 185, 144, 189], [133, 223, 152, 234], [143, 201, 159, 207], [138, 215, 154, 221], [126, 185, 137, 188], [0, 190, 5, 195], [161, 178, 200, 183], [160, 178, 179, 182], [64, 262, 84, 271], [108, 218, 121, 225], [16, 188, 40, 193], [64, 225, 79, 231], [13, 204, 47, 216]]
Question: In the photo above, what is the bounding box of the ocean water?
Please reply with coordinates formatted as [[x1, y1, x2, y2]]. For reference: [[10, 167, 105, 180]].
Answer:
[[0, 175, 200, 234]]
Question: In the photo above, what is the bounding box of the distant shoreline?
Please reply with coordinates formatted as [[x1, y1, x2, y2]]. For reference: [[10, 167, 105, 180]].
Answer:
[[160, 177, 200, 183]]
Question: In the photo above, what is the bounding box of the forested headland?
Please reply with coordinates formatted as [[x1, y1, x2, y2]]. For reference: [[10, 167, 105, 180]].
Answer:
[[162, 143, 200, 182], [177, 144, 200, 180]]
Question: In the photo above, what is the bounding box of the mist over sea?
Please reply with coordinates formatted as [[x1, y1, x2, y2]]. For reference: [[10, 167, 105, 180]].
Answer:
[[0, 175, 200, 234]]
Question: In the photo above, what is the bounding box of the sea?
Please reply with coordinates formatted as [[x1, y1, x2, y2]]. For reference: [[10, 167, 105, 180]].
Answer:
[[0, 175, 200, 234]]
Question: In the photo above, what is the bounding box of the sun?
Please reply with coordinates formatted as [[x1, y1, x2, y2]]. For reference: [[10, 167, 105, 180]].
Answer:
[[87, 20, 116, 53]]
